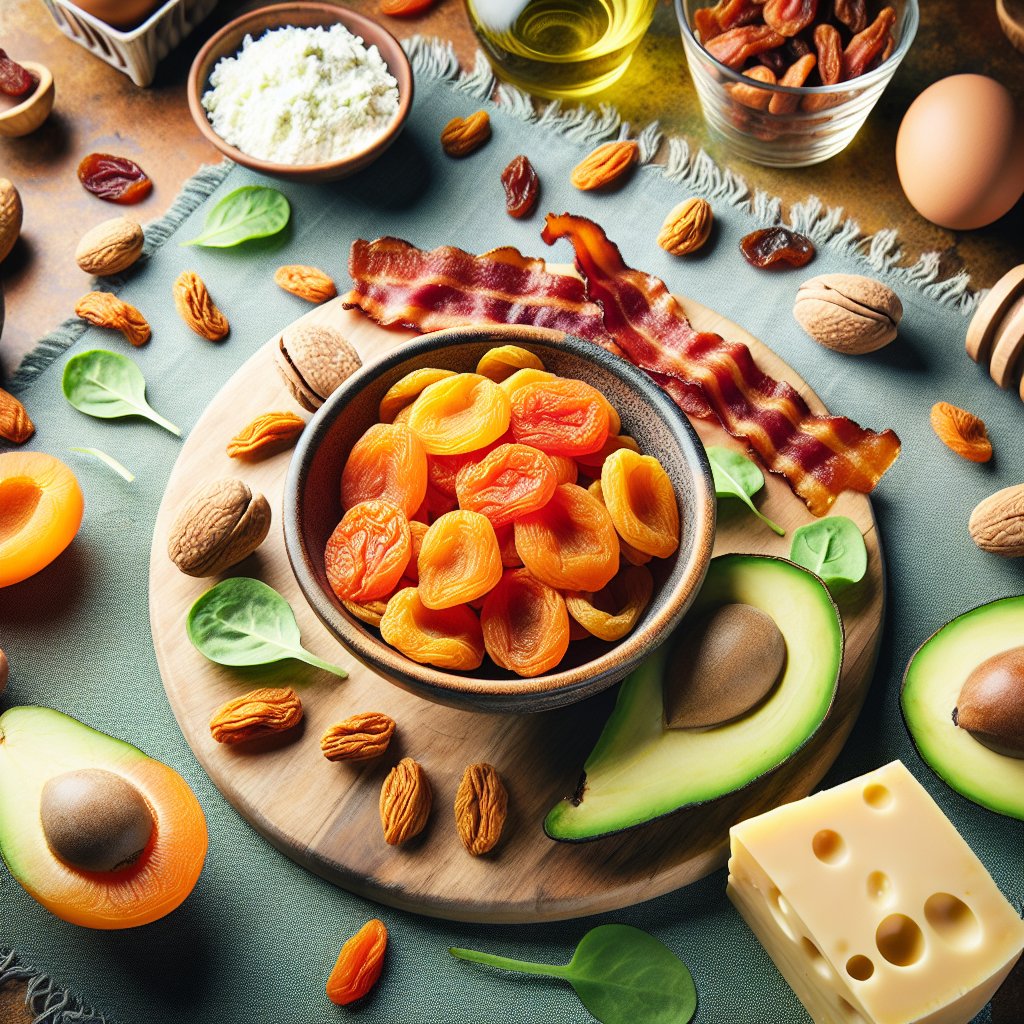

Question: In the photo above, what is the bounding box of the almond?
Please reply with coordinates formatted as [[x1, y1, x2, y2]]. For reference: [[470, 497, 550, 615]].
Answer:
[[321, 712, 396, 762], [75, 217, 144, 276], [0, 178, 23, 264], [657, 198, 713, 256], [570, 140, 639, 191], [969, 484, 1024, 558]]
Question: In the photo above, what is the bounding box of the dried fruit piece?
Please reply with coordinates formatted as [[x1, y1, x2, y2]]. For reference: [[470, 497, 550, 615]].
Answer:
[[500, 154, 540, 219], [325, 500, 412, 602], [417, 510, 502, 609], [381, 0, 434, 13], [0, 388, 34, 444], [509, 379, 611, 457], [729, 65, 777, 110], [739, 227, 815, 269], [321, 712, 396, 762], [342, 594, 392, 628], [0, 49, 34, 97], [379, 756, 432, 845], [75, 291, 151, 347], [407, 373, 511, 455], [570, 140, 639, 191], [341, 422, 428, 518], [226, 411, 304, 460], [657, 198, 713, 256], [273, 264, 338, 303], [576, 433, 641, 471], [833, 0, 867, 33], [601, 449, 680, 558], [494, 523, 523, 567], [405, 520, 428, 582], [763, 0, 818, 37], [814, 23, 842, 85], [481, 568, 570, 677], [379, 368, 456, 422], [379, 587, 484, 670], [694, 0, 762, 41], [768, 53, 817, 114], [209, 687, 303, 744], [327, 919, 388, 1006], [706, 24, 785, 68], [441, 111, 491, 157], [565, 564, 654, 641], [842, 6, 896, 79], [455, 443, 558, 528], [455, 763, 508, 855], [476, 345, 545, 383], [930, 402, 992, 463], [77, 153, 152, 205], [172, 270, 230, 341], [587, 479, 652, 565], [498, 367, 557, 399], [548, 454, 578, 485]]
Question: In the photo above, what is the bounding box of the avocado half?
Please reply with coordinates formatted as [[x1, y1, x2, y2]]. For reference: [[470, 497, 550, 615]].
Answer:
[[901, 595, 1024, 820], [545, 554, 843, 841]]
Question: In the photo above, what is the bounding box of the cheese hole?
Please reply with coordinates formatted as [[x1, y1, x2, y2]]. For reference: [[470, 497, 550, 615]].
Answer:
[[800, 937, 832, 980], [863, 784, 893, 810], [846, 955, 875, 981], [876, 913, 925, 967], [867, 871, 894, 905], [767, 887, 796, 941], [924, 893, 981, 950], [812, 829, 847, 865]]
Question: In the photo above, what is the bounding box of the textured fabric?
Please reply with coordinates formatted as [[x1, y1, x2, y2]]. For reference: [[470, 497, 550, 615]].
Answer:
[[1, 41, 1021, 1024]]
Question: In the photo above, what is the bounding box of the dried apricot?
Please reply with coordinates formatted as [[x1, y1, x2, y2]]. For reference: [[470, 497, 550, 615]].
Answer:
[[548, 454, 578, 485], [326, 918, 388, 1006], [600, 450, 679, 559], [379, 587, 484, 671], [481, 569, 570, 677], [455, 443, 558, 528], [494, 523, 523, 567], [498, 367, 556, 399], [341, 422, 427, 518], [417, 510, 503, 609], [326, 500, 411, 602], [476, 345, 545, 383], [565, 564, 654, 641], [576, 433, 641, 470], [509, 380, 611, 457], [407, 373, 511, 455], [587, 480, 652, 565], [405, 520, 428, 582], [379, 367, 456, 423]]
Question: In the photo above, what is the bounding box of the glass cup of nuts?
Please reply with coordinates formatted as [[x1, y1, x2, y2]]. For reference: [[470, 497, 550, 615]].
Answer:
[[676, 0, 919, 168]]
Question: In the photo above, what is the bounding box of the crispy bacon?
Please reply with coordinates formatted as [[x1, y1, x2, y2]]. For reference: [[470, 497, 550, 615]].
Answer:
[[541, 212, 900, 515]]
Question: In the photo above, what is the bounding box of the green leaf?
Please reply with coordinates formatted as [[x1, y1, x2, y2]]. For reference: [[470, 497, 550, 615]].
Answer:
[[183, 186, 290, 248], [187, 577, 347, 677], [706, 445, 785, 536], [62, 350, 180, 436], [790, 515, 867, 588], [69, 447, 135, 482], [451, 925, 697, 1024]]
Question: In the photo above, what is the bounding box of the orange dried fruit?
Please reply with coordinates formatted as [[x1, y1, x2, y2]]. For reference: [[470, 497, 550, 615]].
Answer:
[[327, 918, 388, 1006], [575, 433, 641, 470], [509, 379, 611, 457], [341, 422, 428, 518], [494, 523, 523, 567], [600, 449, 679, 558], [548, 454, 578, 485], [379, 587, 484, 670], [379, 367, 457, 423], [498, 367, 556, 399], [407, 373, 511, 455], [587, 479, 652, 565], [476, 345, 545, 383], [455, 443, 558, 528], [325, 500, 411, 602], [417, 510, 503, 609], [929, 401, 992, 463], [405, 520, 428, 582], [565, 564, 654, 642]]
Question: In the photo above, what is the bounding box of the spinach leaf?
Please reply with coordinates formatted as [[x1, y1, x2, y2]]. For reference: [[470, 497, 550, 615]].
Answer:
[[706, 445, 785, 536], [69, 446, 135, 482], [451, 924, 697, 1024], [62, 350, 180, 436], [790, 515, 867, 588], [187, 577, 347, 677], [183, 186, 290, 248]]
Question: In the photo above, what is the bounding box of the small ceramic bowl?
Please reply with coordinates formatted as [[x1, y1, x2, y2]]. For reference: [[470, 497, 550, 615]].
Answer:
[[186, 2, 413, 184], [284, 325, 717, 713], [0, 62, 55, 138]]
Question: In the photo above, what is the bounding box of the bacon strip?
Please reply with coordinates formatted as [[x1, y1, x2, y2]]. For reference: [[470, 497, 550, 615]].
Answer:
[[541, 212, 900, 515]]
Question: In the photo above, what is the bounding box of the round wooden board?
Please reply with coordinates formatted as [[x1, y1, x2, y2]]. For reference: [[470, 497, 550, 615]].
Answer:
[[149, 275, 884, 923]]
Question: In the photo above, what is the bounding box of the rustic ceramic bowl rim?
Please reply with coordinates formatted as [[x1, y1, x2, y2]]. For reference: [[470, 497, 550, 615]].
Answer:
[[0, 61, 54, 120], [284, 324, 717, 705], [186, 2, 413, 176]]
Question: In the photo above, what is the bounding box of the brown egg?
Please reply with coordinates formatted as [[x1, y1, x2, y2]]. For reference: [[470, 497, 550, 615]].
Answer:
[[73, 0, 162, 31], [896, 75, 1024, 230]]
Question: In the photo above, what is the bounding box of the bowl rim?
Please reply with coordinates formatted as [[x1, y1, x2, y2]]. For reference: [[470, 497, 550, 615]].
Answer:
[[675, 0, 920, 96], [186, 1, 413, 174], [284, 324, 717, 705], [0, 61, 54, 120]]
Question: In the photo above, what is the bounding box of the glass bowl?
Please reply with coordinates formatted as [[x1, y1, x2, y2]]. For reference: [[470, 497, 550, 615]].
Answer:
[[676, 0, 919, 167]]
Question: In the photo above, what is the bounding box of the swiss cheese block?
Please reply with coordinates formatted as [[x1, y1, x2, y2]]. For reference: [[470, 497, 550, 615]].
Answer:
[[726, 761, 1024, 1024]]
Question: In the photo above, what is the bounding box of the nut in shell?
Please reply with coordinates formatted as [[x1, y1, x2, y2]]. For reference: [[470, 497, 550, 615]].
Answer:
[[969, 484, 1024, 558], [274, 323, 361, 412], [793, 273, 903, 354], [0, 178, 22, 264], [75, 217, 145, 276], [167, 478, 271, 577]]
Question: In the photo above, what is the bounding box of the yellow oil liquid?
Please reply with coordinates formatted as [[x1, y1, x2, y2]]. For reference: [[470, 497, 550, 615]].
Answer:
[[466, 0, 656, 98]]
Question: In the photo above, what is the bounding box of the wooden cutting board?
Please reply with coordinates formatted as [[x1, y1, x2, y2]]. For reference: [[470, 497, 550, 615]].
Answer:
[[149, 279, 884, 923]]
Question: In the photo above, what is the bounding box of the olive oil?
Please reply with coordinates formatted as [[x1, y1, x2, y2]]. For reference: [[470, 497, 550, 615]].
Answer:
[[466, 0, 656, 98]]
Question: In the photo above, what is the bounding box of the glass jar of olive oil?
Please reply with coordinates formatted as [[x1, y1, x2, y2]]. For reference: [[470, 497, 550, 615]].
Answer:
[[466, 0, 657, 98]]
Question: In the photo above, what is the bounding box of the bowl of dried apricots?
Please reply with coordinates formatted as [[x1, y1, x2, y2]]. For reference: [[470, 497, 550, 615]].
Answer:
[[284, 325, 716, 712]]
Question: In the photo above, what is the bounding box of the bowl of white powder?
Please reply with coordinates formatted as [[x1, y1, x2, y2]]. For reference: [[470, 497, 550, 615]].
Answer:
[[187, 2, 413, 182]]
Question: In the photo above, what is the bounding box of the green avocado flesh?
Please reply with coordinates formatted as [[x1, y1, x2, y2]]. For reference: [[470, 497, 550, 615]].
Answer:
[[545, 554, 843, 841], [902, 595, 1024, 820], [0, 706, 150, 883]]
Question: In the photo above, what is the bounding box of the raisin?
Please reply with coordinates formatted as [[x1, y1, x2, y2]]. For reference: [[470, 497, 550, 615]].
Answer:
[[500, 155, 540, 219], [739, 226, 815, 268], [693, 0, 762, 42], [833, 0, 867, 34], [0, 49, 34, 97], [706, 24, 785, 69], [77, 153, 153, 205], [813, 23, 842, 85], [842, 7, 896, 79], [768, 53, 817, 114], [763, 0, 818, 38]]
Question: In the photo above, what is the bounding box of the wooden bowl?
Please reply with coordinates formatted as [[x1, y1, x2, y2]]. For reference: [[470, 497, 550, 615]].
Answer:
[[0, 63, 55, 138], [186, 2, 413, 183], [284, 325, 717, 713]]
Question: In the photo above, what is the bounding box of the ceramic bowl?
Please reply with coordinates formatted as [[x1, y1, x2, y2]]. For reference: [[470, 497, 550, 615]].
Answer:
[[284, 325, 717, 713], [0, 63, 55, 138], [186, 2, 413, 183]]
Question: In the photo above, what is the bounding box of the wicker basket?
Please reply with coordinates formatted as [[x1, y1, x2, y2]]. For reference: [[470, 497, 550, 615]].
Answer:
[[42, 0, 219, 87]]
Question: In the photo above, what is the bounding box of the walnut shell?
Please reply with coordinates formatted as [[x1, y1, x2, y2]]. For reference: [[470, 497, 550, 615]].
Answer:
[[0, 178, 23, 265], [168, 478, 271, 577], [969, 484, 1024, 558], [793, 273, 903, 354], [75, 217, 145, 276], [274, 323, 361, 412]]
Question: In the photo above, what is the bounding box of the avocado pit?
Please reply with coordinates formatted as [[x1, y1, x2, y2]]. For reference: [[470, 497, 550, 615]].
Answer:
[[953, 646, 1024, 759], [40, 768, 154, 873]]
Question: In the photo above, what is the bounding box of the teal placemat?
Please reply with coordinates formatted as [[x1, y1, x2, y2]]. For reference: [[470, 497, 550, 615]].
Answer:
[[2, 38, 1021, 1024]]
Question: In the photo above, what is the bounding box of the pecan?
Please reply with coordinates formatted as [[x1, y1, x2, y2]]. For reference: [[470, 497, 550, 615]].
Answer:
[[657, 198, 713, 256], [570, 140, 639, 191], [930, 402, 993, 463], [321, 712, 396, 762], [768, 52, 817, 114], [0, 387, 34, 444], [454, 762, 508, 856], [209, 687, 303, 744], [730, 65, 777, 110], [226, 410, 305, 461], [75, 291, 151, 347], [440, 110, 491, 157], [273, 264, 338, 304], [379, 756, 431, 845], [172, 270, 230, 341]]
